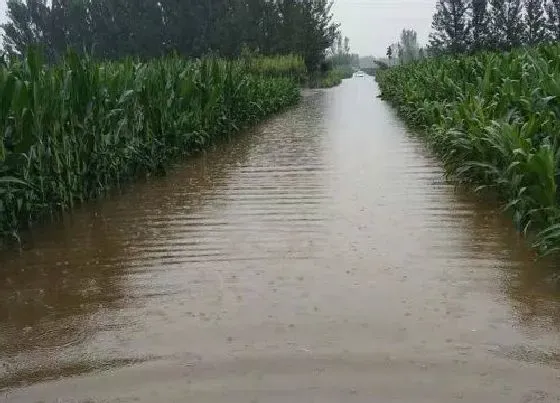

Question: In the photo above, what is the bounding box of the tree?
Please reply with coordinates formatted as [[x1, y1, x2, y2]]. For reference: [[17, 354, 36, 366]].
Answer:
[[545, 0, 560, 40], [343, 36, 350, 54], [397, 42, 404, 60], [275, 0, 338, 70], [2, 0, 339, 71], [386, 42, 400, 64], [504, 0, 524, 48], [399, 28, 419, 63], [487, 0, 505, 48], [524, 0, 548, 44], [301, 0, 339, 70], [329, 31, 357, 67], [337, 35, 342, 53], [487, 0, 524, 50], [470, 0, 489, 51], [429, 0, 470, 54], [2, 0, 52, 57]]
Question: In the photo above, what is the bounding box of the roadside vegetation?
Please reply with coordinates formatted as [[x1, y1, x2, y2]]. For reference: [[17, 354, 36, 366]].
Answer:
[[0, 0, 344, 245], [313, 35, 357, 88], [0, 51, 302, 244], [2, 0, 339, 72], [378, 0, 560, 256], [315, 67, 352, 88], [1, 0, 348, 89]]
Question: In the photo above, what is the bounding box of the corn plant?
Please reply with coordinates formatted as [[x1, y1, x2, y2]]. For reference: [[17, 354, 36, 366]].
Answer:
[[377, 44, 560, 256], [0, 51, 302, 245]]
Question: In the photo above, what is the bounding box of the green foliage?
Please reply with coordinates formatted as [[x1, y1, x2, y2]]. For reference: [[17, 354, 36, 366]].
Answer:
[[362, 66, 386, 76], [385, 29, 423, 65], [399, 29, 420, 63], [377, 44, 560, 256], [321, 67, 353, 88], [525, 0, 548, 45], [244, 54, 307, 83], [2, 0, 338, 72], [423, 0, 556, 55], [470, 0, 489, 51], [329, 52, 359, 68], [487, 0, 524, 50], [316, 32, 355, 88], [429, 0, 470, 54], [546, 0, 560, 40], [0, 50, 301, 244], [305, 66, 353, 88]]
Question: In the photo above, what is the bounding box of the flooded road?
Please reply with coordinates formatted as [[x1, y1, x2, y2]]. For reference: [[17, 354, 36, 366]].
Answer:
[[2, 77, 560, 402]]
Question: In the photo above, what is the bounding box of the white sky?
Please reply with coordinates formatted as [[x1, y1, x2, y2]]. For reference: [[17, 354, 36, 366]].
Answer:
[[332, 0, 435, 56], [0, 0, 436, 58]]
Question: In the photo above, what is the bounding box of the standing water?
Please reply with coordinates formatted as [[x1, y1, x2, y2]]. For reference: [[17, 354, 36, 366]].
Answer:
[[2, 77, 560, 402]]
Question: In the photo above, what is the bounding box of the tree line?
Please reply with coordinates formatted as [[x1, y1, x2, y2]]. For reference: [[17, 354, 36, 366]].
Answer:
[[385, 29, 426, 65], [430, 0, 560, 54], [1, 0, 339, 71], [329, 34, 359, 68]]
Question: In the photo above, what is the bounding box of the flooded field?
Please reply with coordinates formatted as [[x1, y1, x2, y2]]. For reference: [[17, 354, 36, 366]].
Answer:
[[1, 76, 560, 402]]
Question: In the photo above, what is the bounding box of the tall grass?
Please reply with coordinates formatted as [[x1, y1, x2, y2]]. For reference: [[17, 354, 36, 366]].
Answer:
[[0, 51, 301, 244], [244, 54, 307, 82], [306, 66, 354, 89], [377, 44, 560, 256]]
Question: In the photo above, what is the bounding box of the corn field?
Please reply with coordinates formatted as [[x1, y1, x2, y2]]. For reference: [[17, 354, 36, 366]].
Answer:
[[244, 54, 307, 82], [376, 44, 560, 256], [0, 51, 302, 244]]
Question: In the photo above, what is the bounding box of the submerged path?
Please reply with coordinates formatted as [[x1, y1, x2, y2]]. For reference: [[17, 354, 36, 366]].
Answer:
[[2, 77, 560, 402]]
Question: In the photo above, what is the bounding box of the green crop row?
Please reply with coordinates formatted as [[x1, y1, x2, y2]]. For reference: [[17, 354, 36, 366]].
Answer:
[[307, 67, 354, 89], [0, 51, 301, 244], [244, 54, 307, 82], [377, 44, 560, 256]]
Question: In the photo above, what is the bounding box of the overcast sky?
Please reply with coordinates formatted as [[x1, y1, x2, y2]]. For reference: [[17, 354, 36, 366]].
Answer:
[[0, 0, 436, 57], [332, 0, 435, 56], [0, 0, 5, 26]]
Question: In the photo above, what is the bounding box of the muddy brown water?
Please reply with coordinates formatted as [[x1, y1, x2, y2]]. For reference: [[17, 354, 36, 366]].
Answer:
[[2, 77, 560, 402]]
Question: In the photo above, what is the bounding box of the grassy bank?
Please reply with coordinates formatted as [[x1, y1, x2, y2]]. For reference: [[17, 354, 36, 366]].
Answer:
[[307, 66, 354, 88], [0, 51, 301, 244], [376, 44, 560, 256], [244, 54, 307, 83]]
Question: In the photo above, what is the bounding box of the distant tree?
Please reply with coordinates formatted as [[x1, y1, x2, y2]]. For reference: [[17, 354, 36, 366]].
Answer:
[[397, 42, 404, 61], [387, 42, 400, 64], [505, 0, 524, 47], [386, 45, 393, 59], [487, 0, 505, 48], [429, 0, 470, 54], [329, 32, 358, 68], [343, 36, 350, 54], [524, 0, 548, 44], [2, 0, 339, 71], [336, 34, 343, 53], [2, 0, 52, 57], [351, 53, 360, 68], [545, 0, 560, 40], [329, 31, 339, 55], [470, 0, 489, 51], [399, 28, 419, 63], [487, 0, 524, 50]]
